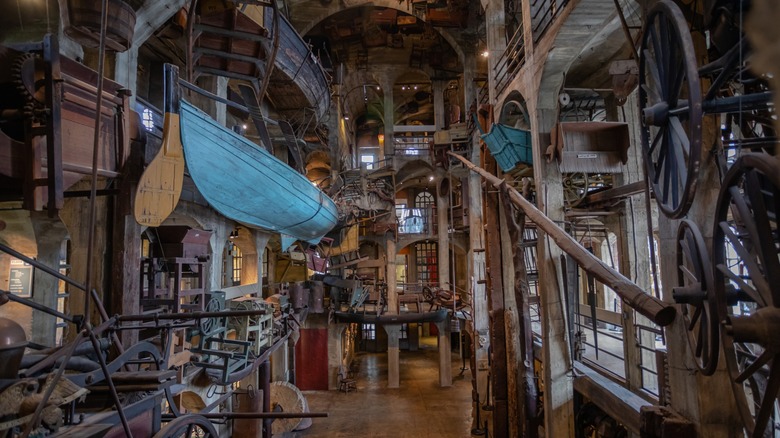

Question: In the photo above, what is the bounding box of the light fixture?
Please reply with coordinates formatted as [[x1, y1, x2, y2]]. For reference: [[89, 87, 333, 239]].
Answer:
[[481, 50, 489, 58], [376, 86, 380, 91], [242, 124, 248, 129], [429, 176, 434, 181], [229, 228, 239, 239], [414, 85, 418, 90], [344, 116, 349, 120]]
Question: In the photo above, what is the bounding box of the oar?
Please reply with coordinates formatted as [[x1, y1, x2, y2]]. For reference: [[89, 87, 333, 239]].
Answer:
[[134, 64, 184, 227]]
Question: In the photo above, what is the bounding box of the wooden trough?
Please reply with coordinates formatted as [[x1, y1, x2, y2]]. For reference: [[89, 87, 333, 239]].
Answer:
[[553, 122, 630, 173]]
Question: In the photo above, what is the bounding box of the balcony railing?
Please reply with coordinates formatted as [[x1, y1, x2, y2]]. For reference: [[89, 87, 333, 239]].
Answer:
[[494, 22, 526, 97], [531, 0, 569, 43], [394, 126, 435, 157], [396, 206, 435, 234]]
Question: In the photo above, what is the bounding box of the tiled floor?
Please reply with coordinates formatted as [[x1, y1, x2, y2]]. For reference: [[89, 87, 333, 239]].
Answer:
[[291, 337, 474, 438]]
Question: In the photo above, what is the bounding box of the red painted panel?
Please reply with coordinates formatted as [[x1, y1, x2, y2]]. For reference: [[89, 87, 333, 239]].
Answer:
[[295, 328, 329, 390]]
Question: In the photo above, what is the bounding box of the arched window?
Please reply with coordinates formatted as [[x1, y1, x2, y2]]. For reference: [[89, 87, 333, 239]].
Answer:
[[415, 191, 434, 208]]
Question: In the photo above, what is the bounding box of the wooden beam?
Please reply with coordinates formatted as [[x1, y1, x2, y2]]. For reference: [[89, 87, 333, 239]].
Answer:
[[448, 152, 676, 326], [573, 361, 649, 434]]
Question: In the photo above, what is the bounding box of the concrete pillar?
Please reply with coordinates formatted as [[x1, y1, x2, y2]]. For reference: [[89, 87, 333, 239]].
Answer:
[[433, 80, 445, 130], [385, 324, 401, 388], [29, 213, 68, 346], [215, 76, 229, 126], [531, 103, 574, 437], [437, 180, 450, 290], [381, 76, 395, 157], [327, 323, 348, 390], [463, 49, 490, 406], [435, 319, 452, 387], [114, 47, 138, 107]]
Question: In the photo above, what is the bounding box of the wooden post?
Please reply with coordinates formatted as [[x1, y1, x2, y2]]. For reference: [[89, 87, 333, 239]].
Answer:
[[501, 193, 539, 437], [482, 112, 509, 436]]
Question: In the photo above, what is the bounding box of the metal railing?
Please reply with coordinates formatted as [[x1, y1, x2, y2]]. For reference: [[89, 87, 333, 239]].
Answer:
[[531, 0, 569, 43], [396, 206, 435, 234], [493, 22, 526, 97]]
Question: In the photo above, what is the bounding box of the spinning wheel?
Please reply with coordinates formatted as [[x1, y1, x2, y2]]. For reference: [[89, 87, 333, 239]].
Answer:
[[673, 219, 718, 375], [153, 414, 218, 438], [639, 0, 703, 219], [712, 153, 780, 437]]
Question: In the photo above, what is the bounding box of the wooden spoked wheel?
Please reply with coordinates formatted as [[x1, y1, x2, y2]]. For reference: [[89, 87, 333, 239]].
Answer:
[[563, 173, 589, 208], [712, 153, 780, 437], [639, 0, 703, 219], [154, 414, 218, 438], [673, 219, 718, 376]]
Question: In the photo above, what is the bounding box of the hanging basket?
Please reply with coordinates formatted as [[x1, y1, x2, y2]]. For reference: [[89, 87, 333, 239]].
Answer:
[[63, 0, 136, 52]]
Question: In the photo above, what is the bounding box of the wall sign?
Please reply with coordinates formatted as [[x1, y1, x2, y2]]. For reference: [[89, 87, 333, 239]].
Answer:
[[9, 258, 33, 298]]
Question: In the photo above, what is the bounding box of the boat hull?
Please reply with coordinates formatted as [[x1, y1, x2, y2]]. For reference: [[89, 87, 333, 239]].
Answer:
[[179, 100, 338, 243]]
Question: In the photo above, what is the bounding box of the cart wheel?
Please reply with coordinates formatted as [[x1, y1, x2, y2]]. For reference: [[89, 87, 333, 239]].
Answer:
[[673, 219, 718, 375], [563, 173, 589, 208], [639, 0, 703, 219], [154, 414, 218, 438], [713, 153, 780, 437]]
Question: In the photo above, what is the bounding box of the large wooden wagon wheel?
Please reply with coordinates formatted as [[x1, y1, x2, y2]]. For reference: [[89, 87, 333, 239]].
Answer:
[[153, 414, 219, 437], [712, 153, 780, 437], [563, 173, 589, 208], [639, 0, 703, 219], [673, 219, 718, 376]]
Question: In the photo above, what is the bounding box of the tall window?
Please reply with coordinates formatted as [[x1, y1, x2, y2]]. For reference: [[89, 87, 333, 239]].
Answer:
[[362, 323, 376, 340], [415, 241, 438, 285], [225, 241, 243, 286]]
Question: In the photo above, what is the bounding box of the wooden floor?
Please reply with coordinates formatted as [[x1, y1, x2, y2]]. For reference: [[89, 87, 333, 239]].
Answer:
[[289, 337, 474, 438]]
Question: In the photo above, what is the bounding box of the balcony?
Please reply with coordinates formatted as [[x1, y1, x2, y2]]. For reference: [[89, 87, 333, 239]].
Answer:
[[396, 206, 435, 235]]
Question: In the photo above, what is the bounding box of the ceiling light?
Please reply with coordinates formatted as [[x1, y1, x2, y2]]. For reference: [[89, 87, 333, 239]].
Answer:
[[242, 124, 248, 129], [481, 50, 489, 58], [414, 85, 418, 90], [429, 176, 434, 181], [344, 116, 349, 120], [376, 86, 380, 90]]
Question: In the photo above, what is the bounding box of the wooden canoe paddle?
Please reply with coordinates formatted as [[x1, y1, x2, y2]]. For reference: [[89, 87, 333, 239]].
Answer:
[[134, 64, 184, 227]]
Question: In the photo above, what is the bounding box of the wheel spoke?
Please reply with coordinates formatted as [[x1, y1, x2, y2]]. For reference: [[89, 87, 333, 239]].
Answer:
[[688, 304, 702, 331], [744, 171, 780, 295], [669, 117, 691, 160], [752, 355, 780, 438], [736, 349, 772, 384], [643, 48, 664, 103], [656, 17, 670, 98], [727, 189, 773, 303]]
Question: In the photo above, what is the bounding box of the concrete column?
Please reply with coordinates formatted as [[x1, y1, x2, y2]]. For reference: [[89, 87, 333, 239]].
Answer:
[[386, 237, 397, 314], [271, 342, 287, 382], [385, 324, 401, 388], [433, 80, 445, 130], [531, 103, 574, 437], [30, 213, 68, 346], [215, 76, 229, 126], [435, 319, 452, 387], [327, 323, 348, 390], [114, 47, 138, 107], [463, 50, 490, 405], [437, 180, 450, 290], [381, 76, 395, 158]]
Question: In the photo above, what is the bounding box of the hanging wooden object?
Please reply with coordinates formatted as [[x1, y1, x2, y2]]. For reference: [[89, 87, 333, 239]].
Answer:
[[134, 65, 184, 227], [62, 0, 136, 52]]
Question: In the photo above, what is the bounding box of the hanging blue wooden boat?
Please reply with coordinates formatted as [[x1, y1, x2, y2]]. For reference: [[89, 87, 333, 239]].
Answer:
[[168, 65, 338, 244]]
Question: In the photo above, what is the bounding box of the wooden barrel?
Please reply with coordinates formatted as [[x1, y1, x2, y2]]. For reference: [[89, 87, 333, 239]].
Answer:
[[64, 0, 136, 52]]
